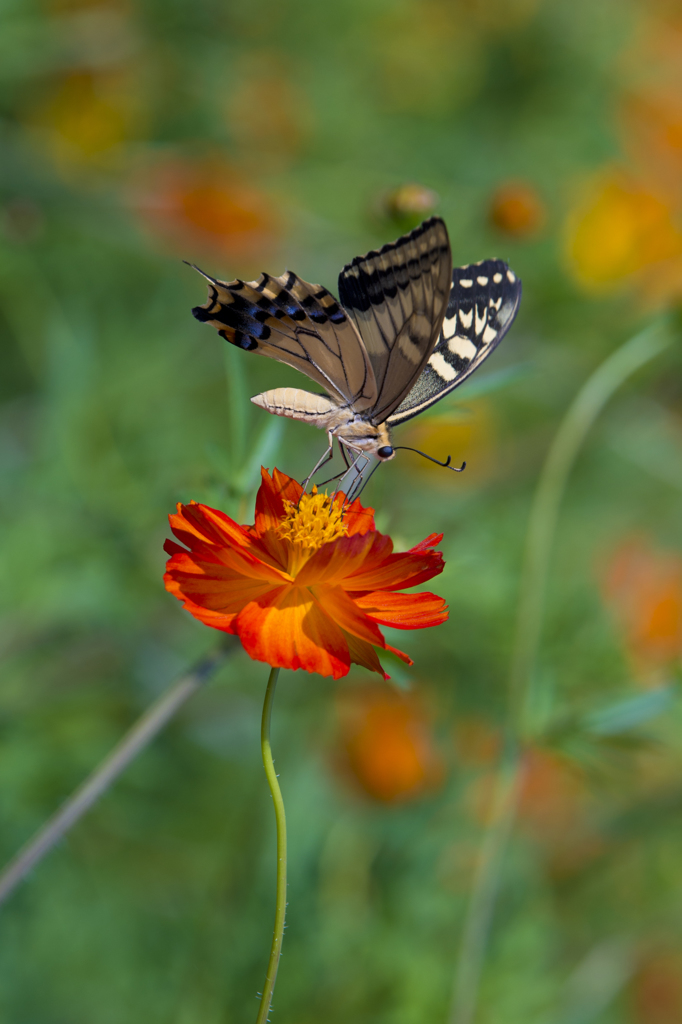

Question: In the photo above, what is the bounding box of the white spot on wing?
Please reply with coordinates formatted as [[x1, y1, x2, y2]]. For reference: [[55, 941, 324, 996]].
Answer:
[[489, 296, 502, 311], [441, 315, 457, 339], [482, 325, 497, 344], [493, 272, 503, 283], [449, 335, 477, 360], [428, 351, 457, 381], [507, 270, 516, 282], [477, 276, 488, 286], [459, 308, 473, 329], [475, 305, 486, 335], [460, 279, 473, 288]]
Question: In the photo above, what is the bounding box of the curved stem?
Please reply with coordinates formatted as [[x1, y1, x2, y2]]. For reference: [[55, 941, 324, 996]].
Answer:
[[449, 317, 675, 1024], [509, 318, 673, 737], [0, 641, 234, 909], [256, 667, 287, 1024]]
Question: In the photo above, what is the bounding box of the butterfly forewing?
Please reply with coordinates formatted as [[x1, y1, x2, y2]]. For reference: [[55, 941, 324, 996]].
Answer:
[[387, 259, 522, 426], [191, 269, 377, 411], [337, 217, 452, 422]]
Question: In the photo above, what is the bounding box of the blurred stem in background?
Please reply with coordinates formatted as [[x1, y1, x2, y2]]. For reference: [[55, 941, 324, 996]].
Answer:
[[0, 640, 236, 907], [0, 337, 283, 907], [256, 667, 287, 1024], [450, 316, 676, 1024]]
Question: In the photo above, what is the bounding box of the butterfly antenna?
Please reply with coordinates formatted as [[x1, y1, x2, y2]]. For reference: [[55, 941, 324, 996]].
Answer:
[[392, 447, 466, 472]]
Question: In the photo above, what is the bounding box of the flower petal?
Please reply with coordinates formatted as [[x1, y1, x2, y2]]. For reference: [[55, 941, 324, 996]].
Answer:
[[343, 542, 445, 593], [311, 584, 387, 647], [168, 505, 291, 583], [235, 585, 351, 678], [341, 496, 376, 536], [354, 590, 449, 629], [342, 631, 388, 678], [296, 530, 387, 585], [165, 566, 276, 613]]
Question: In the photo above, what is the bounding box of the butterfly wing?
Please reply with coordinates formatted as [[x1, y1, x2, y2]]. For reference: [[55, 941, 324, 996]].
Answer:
[[191, 269, 377, 411], [337, 217, 452, 423], [386, 260, 522, 426]]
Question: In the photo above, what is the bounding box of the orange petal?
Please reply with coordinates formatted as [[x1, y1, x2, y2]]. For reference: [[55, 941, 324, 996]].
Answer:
[[311, 584, 387, 647], [235, 585, 351, 678], [295, 530, 384, 585], [168, 509, 291, 584], [342, 631, 388, 677], [339, 495, 376, 536], [343, 545, 444, 592], [253, 467, 302, 535], [164, 568, 276, 613], [354, 590, 449, 629]]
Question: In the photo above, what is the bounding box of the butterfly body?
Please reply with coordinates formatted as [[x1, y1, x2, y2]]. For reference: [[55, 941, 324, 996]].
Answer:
[[252, 387, 395, 457], [191, 216, 521, 466]]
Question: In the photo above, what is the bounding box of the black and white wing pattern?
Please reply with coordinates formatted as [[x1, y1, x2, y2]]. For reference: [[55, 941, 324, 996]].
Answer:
[[337, 217, 452, 423], [191, 269, 377, 412], [387, 260, 522, 426]]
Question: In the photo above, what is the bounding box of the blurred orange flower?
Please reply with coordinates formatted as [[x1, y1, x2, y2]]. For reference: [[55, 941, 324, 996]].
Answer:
[[565, 169, 682, 296], [164, 469, 448, 679], [602, 536, 682, 679], [130, 155, 278, 264], [336, 683, 444, 803], [632, 951, 682, 1024], [225, 51, 313, 167], [489, 181, 546, 238]]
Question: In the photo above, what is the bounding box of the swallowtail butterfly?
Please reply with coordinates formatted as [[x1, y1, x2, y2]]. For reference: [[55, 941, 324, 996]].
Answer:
[[191, 217, 521, 465]]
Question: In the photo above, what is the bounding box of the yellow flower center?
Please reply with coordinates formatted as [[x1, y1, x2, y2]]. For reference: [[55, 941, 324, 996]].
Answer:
[[277, 487, 348, 555]]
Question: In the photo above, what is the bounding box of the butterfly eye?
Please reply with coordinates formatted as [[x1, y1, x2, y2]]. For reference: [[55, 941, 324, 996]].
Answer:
[[377, 446, 394, 460]]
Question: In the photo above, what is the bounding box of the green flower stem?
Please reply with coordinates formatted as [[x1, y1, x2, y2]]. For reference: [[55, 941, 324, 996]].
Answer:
[[256, 666, 287, 1024], [0, 641, 235, 909], [449, 317, 675, 1024]]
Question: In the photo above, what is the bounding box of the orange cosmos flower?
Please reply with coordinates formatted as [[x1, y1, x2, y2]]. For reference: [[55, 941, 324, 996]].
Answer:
[[335, 682, 444, 803], [164, 468, 448, 679]]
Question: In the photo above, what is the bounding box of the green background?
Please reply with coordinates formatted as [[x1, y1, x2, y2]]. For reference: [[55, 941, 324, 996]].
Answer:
[[1, 0, 682, 1021]]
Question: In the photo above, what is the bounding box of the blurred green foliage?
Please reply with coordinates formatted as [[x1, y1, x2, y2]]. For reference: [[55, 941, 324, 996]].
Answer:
[[2, 0, 682, 1021]]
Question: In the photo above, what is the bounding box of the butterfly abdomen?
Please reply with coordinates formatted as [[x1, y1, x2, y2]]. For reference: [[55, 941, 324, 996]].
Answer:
[[251, 388, 342, 425]]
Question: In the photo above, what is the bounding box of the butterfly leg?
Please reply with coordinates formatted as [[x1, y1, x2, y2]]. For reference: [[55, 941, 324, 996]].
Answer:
[[336, 442, 371, 503], [300, 431, 335, 493]]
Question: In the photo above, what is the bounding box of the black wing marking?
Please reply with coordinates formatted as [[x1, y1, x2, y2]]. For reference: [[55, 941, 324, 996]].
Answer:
[[191, 268, 377, 412], [337, 217, 452, 424], [387, 260, 522, 426]]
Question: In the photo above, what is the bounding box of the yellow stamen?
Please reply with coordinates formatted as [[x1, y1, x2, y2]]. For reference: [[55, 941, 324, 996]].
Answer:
[[277, 487, 348, 554]]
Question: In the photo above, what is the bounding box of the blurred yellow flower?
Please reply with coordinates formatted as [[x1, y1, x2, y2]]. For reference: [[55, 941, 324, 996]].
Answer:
[[26, 70, 143, 169], [398, 402, 496, 486], [565, 170, 682, 292]]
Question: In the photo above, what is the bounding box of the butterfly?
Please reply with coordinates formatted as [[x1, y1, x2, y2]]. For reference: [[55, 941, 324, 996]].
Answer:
[[190, 216, 521, 473]]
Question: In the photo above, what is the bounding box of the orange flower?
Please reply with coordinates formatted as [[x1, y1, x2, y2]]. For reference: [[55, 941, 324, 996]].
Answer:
[[602, 536, 682, 678], [335, 682, 444, 802], [164, 468, 448, 679], [632, 951, 682, 1024], [489, 181, 546, 238], [130, 155, 277, 264]]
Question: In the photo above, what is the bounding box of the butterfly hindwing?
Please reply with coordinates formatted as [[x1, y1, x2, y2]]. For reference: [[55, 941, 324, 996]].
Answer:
[[337, 217, 452, 423], [191, 269, 377, 411], [387, 260, 522, 426]]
